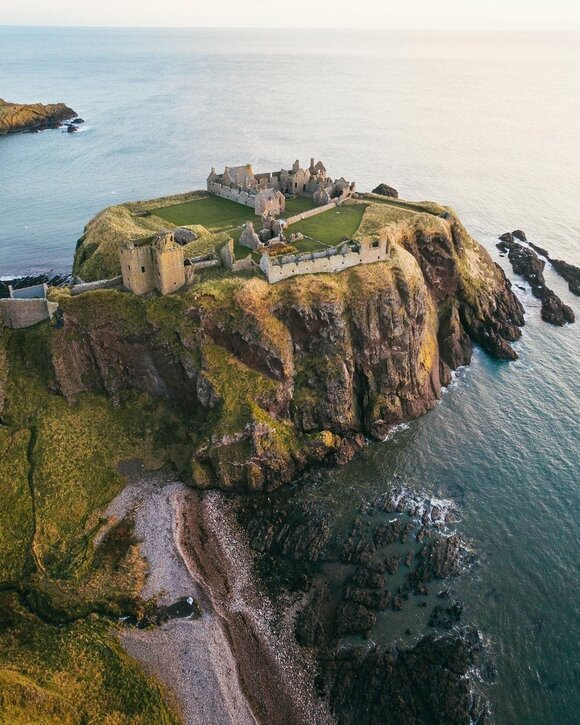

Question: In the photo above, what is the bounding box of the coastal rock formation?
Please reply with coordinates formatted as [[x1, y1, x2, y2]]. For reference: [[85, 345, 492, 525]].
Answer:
[[527, 242, 580, 296], [497, 237, 575, 325], [49, 211, 524, 490], [0, 99, 77, 135], [371, 183, 399, 198]]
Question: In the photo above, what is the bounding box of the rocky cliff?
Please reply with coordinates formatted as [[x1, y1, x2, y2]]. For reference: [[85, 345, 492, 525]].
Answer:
[[49, 210, 524, 491], [0, 98, 77, 135]]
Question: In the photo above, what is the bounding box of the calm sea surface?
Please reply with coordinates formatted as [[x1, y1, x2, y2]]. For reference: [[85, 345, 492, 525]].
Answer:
[[1, 27, 578, 723]]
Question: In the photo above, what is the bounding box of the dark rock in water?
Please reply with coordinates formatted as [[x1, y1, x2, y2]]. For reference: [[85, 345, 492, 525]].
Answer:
[[429, 600, 463, 629], [66, 124, 77, 132], [541, 289, 575, 325], [549, 258, 580, 296], [335, 602, 377, 636], [352, 567, 385, 589], [341, 516, 376, 564], [325, 628, 490, 725], [295, 584, 329, 647], [527, 242, 580, 297], [500, 238, 575, 325], [241, 499, 331, 562], [72, 117, 85, 124], [512, 229, 527, 241], [385, 555, 400, 576], [411, 533, 463, 585], [373, 519, 401, 547], [344, 586, 392, 611], [527, 241, 550, 258], [372, 183, 398, 198], [499, 232, 514, 243]]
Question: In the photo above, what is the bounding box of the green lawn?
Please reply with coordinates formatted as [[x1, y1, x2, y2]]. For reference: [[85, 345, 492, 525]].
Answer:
[[283, 196, 317, 217], [286, 204, 367, 246], [151, 195, 262, 233], [291, 238, 329, 253]]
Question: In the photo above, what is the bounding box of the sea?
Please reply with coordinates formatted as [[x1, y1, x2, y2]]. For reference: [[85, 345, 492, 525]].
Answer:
[[0, 27, 578, 723]]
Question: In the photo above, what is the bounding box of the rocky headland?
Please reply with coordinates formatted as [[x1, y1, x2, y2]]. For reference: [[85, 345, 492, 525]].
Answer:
[[0, 192, 524, 722], [53, 203, 525, 491], [0, 98, 78, 135]]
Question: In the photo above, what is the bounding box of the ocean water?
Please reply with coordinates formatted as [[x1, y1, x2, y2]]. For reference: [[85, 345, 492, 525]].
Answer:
[[1, 26, 579, 723]]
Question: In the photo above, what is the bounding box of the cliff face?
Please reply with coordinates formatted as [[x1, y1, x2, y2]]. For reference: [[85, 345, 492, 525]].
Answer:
[[49, 212, 524, 491], [0, 99, 76, 135]]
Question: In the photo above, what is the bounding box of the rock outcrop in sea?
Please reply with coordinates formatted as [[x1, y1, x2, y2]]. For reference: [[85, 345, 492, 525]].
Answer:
[[497, 235, 575, 325]]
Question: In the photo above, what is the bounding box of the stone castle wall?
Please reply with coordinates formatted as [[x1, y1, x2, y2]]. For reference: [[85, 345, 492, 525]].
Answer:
[[260, 235, 391, 284], [0, 298, 59, 329], [207, 181, 256, 209], [71, 276, 123, 296]]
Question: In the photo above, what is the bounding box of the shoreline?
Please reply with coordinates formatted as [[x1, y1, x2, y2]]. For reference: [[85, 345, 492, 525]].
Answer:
[[106, 472, 330, 725]]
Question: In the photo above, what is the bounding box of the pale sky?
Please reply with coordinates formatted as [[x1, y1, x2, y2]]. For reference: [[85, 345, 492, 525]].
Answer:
[[1, 0, 579, 30]]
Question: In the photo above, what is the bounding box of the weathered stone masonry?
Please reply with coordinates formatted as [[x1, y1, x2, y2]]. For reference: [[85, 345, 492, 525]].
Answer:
[[260, 233, 392, 284]]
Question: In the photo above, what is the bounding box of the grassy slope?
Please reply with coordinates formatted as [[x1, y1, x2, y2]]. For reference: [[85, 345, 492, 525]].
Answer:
[[0, 324, 182, 722]]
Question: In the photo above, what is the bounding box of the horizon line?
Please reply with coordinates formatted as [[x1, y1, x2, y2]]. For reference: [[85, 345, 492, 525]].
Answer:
[[1, 24, 579, 32]]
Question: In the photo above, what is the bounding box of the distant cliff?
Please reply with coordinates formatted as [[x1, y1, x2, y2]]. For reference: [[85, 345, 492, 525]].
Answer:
[[0, 98, 77, 135]]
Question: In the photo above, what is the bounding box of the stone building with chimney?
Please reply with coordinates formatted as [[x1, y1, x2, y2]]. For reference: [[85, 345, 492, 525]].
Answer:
[[207, 158, 355, 214]]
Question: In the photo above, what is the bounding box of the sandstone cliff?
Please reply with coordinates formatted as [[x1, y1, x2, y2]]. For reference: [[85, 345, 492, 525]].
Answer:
[[0, 99, 77, 135], [50, 210, 523, 491]]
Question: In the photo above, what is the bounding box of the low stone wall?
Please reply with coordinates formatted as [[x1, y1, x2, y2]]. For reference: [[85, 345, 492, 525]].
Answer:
[[0, 298, 58, 329], [70, 276, 124, 296], [284, 201, 337, 226]]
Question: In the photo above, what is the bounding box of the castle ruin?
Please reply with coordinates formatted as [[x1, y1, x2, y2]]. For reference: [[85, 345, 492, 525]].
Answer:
[[120, 232, 189, 295], [207, 158, 356, 215]]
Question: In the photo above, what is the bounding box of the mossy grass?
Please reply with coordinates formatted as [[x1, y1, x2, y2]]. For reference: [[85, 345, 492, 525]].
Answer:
[[0, 594, 179, 724], [285, 202, 367, 245]]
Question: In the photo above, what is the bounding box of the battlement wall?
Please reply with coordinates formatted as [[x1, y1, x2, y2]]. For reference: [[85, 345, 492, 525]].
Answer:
[[260, 234, 391, 284]]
